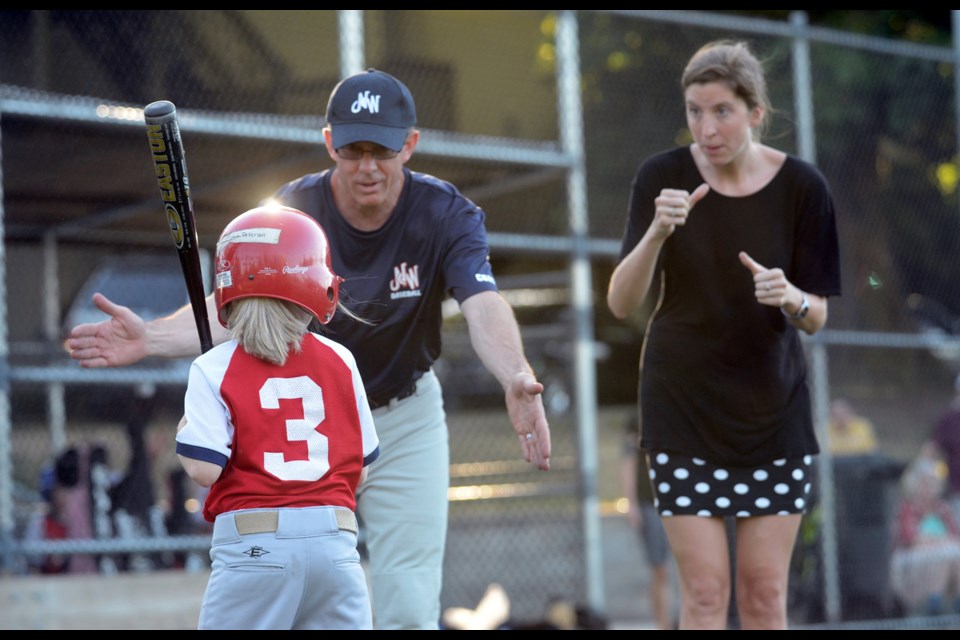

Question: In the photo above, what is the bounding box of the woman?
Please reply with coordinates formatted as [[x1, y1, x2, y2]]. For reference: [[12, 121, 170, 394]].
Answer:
[[607, 40, 841, 629]]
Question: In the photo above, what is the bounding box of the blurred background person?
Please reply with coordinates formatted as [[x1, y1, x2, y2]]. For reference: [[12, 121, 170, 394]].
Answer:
[[24, 445, 100, 574], [888, 456, 960, 616], [619, 410, 677, 630], [826, 398, 879, 457], [927, 373, 960, 523]]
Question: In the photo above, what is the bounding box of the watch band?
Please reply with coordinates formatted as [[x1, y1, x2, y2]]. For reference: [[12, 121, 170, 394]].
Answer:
[[782, 293, 810, 320]]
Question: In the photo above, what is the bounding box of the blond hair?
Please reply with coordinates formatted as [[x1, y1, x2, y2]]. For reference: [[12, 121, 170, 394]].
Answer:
[[224, 298, 312, 366]]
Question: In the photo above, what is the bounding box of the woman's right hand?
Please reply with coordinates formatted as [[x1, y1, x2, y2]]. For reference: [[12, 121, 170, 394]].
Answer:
[[651, 183, 710, 238]]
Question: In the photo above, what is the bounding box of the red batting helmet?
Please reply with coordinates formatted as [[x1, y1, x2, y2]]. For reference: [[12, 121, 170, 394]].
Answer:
[[214, 205, 342, 327]]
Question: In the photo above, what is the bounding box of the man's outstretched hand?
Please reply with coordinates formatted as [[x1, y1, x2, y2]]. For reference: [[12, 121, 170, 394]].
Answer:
[[65, 293, 150, 368], [507, 373, 551, 471]]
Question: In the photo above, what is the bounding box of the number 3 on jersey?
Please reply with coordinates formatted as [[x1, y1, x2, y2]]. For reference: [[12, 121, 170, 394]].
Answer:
[[260, 376, 329, 481]]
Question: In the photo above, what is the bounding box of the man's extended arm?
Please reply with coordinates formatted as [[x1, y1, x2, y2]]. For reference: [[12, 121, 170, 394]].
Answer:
[[460, 290, 551, 471], [66, 292, 229, 367]]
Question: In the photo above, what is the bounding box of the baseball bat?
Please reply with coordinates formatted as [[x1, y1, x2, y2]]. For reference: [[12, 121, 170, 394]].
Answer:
[[143, 100, 214, 353]]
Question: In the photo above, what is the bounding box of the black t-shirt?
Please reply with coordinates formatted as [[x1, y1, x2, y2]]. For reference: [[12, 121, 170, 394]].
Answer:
[[618, 147, 842, 466], [273, 168, 498, 406]]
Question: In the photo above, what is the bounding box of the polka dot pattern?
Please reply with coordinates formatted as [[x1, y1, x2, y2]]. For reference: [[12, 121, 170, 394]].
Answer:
[[649, 451, 813, 517]]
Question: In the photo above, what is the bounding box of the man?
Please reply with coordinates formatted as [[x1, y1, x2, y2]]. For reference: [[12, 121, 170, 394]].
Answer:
[[66, 68, 552, 630]]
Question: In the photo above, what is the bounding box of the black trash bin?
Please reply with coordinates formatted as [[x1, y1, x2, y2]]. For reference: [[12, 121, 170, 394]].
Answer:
[[832, 454, 904, 619], [790, 454, 905, 623]]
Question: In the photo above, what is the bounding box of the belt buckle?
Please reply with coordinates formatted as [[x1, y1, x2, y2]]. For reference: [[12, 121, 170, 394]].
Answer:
[[389, 384, 416, 408], [371, 379, 417, 410]]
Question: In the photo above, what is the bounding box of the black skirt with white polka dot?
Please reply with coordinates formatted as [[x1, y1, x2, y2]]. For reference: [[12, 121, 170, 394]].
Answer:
[[647, 451, 814, 517]]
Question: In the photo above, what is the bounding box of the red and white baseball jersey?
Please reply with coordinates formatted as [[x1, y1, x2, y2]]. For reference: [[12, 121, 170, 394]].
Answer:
[[176, 333, 379, 522]]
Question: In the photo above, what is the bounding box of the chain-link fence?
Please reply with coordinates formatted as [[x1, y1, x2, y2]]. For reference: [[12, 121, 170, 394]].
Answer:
[[2, 9, 960, 629]]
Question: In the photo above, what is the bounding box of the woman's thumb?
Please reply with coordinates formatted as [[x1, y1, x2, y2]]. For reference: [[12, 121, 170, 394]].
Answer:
[[738, 251, 764, 274]]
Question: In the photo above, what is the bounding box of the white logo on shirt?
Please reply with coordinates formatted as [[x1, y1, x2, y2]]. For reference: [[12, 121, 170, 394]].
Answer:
[[389, 262, 420, 292], [351, 91, 381, 115]]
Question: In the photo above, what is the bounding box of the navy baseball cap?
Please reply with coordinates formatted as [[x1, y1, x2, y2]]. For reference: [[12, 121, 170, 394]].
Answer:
[[326, 68, 417, 152]]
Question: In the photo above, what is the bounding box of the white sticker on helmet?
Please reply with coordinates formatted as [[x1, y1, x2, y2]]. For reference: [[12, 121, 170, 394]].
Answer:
[[217, 227, 282, 249]]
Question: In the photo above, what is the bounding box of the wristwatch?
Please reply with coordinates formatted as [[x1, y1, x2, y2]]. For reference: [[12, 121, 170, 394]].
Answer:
[[783, 293, 810, 320]]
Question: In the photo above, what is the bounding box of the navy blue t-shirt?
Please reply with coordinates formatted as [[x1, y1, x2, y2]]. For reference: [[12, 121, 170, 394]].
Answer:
[[273, 168, 498, 406]]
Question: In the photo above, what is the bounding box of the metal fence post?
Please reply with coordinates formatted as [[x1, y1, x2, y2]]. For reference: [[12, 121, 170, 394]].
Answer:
[[557, 9, 605, 618]]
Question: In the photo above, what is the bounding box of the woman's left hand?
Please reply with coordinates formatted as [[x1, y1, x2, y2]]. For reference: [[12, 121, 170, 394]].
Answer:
[[739, 252, 790, 308]]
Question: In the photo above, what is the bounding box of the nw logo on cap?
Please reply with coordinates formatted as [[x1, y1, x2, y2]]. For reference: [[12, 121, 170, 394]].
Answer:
[[351, 91, 381, 115]]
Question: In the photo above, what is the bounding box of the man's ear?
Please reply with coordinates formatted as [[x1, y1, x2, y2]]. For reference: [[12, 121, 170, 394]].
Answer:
[[322, 127, 338, 162], [399, 129, 420, 163]]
